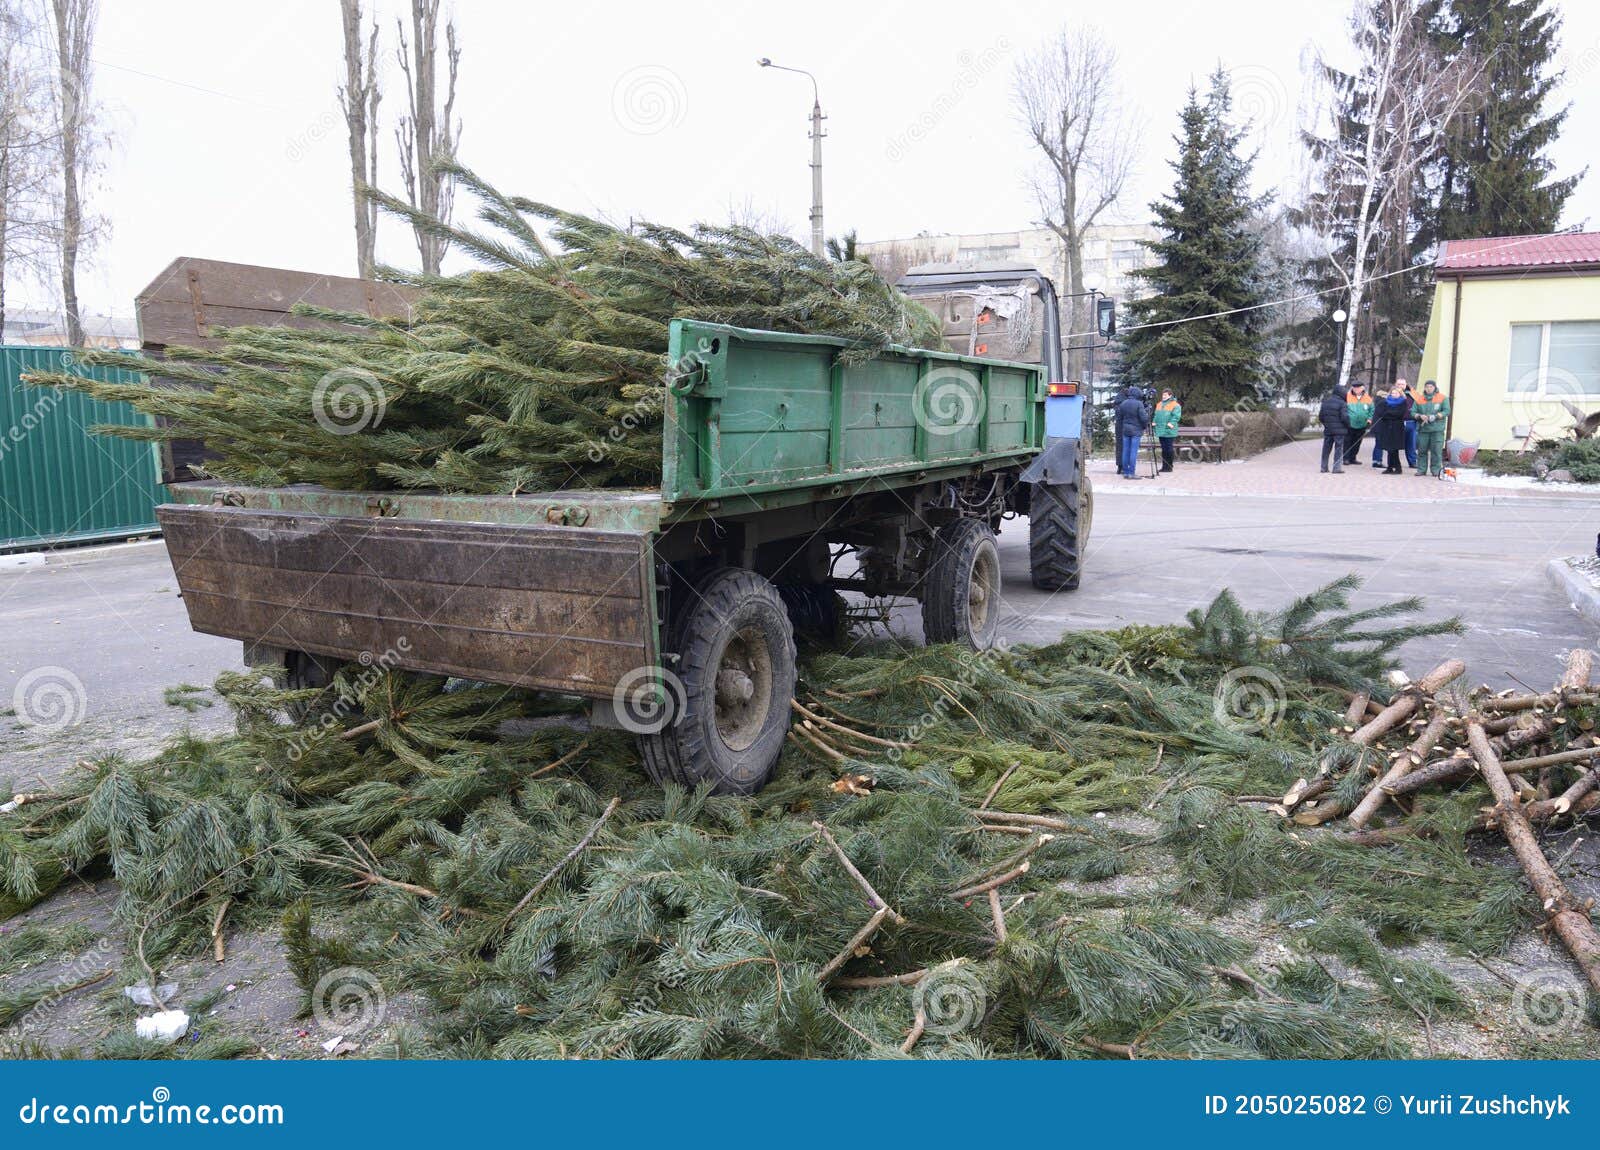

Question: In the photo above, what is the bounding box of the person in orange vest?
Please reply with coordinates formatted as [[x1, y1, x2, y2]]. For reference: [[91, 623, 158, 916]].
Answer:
[[1342, 382, 1372, 466], [1413, 379, 1450, 476], [1151, 388, 1182, 472]]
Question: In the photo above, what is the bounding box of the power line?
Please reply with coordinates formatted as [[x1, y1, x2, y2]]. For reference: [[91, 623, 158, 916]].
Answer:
[[1065, 228, 1585, 340]]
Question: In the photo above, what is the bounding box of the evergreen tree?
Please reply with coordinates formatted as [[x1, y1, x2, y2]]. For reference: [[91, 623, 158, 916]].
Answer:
[[1433, 0, 1582, 239], [1117, 72, 1266, 414]]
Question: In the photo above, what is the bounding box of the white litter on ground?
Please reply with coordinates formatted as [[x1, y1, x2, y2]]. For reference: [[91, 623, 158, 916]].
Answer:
[[134, 1010, 190, 1043]]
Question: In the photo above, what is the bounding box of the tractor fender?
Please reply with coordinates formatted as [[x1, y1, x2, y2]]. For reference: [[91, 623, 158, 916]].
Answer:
[[1019, 437, 1080, 486]]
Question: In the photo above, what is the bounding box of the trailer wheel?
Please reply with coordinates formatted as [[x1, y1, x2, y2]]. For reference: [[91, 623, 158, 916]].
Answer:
[[266, 648, 345, 723], [921, 518, 1002, 650], [1029, 451, 1093, 591], [638, 568, 796, 796]]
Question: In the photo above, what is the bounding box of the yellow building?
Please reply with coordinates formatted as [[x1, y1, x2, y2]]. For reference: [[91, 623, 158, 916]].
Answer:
[[1418, 232, 1600, 450]]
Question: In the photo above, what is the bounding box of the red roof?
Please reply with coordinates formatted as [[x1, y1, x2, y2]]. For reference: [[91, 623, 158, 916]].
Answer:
[[1438, 232, 1600, 272]]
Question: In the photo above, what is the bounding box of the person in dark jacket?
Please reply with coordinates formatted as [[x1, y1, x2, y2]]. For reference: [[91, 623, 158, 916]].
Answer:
[[1372, 381, 1412, 474], [1318, 385, 1349, 473], [1114, 387, 1150, 479]]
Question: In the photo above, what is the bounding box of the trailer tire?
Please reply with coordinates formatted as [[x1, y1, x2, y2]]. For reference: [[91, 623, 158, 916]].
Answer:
[[921, 518, 1002, 650], [276, 650, 345, 724], [1029, 454, 1092, 591], [638, 568, 796, 796]]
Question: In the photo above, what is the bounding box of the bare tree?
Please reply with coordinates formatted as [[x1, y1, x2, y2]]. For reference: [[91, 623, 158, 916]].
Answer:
[[48, 0, 99, 347], [1301, 0, 1484, 392], [0, 0, 54, 337], [338, 0, 381, 279], [1013, 27, 1139, 375], [862, 237, 943, 285], [724, 195, 797, 240], [394, 0, 460, 276]]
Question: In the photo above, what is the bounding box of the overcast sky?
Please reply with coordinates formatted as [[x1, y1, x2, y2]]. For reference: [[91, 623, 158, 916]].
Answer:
[[34, 0, 1600, 319]]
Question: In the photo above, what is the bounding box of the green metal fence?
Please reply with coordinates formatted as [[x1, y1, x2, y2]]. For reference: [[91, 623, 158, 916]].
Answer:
[[0, 345, 163, 552]]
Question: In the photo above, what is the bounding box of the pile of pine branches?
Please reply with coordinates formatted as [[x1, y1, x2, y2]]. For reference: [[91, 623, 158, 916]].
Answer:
[[3, 578, 1594, 1059], [25, 163, 944, 495]]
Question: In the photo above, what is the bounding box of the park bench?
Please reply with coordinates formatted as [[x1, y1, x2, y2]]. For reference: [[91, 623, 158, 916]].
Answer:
[[1143, 426, 1226, 463]]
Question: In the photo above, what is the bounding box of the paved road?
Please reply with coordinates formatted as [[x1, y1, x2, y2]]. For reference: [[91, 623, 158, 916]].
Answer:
[[994, 488, 1599, 691], [2, 492, 1597, 788]]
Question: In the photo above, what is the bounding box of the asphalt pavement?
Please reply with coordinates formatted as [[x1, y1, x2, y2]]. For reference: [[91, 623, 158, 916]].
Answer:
[[3, 491, 1597, 789]]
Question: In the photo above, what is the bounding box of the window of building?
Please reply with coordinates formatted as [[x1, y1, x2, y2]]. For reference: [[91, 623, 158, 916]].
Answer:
[[1505, 321, 1600, 395], [959, 245, 1021, 263]]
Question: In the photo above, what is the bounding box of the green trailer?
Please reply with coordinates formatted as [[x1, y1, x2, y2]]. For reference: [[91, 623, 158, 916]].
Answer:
[[158, 317, 1086, 793]]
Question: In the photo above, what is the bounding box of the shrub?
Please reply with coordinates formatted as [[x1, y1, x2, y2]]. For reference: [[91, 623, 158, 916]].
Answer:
[[1189, 409, 1305, 460], [1549, 439, 1600, 483], [1475, 449, 1537, 477], [1267, 406, 1311, 439]]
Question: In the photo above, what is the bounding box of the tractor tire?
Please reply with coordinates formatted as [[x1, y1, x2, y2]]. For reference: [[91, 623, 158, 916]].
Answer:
[[1029, 450, 1093, 591], [921, 517, 1002, 650], [638, 568, 797, 796]]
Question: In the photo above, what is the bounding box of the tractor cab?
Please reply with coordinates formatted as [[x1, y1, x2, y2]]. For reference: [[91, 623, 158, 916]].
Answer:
[[897, 262, 1111, 444], [897, 261, 1107, 593]]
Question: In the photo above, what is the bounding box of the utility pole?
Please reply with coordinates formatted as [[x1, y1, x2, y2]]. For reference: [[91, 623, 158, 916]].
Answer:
[[758, 58, 824, 257]]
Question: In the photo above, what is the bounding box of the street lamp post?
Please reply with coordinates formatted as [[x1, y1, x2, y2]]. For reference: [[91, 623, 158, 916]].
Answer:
[[1082, 273, 1103, 393], [758, 58, 825, 258], [1332, 307, 1348, 386]]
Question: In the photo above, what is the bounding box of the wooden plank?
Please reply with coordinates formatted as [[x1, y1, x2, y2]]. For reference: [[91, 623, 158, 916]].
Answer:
[[157, 506, 655, 697], [138, 301, 360, 350], [136, 257, 418, 351]]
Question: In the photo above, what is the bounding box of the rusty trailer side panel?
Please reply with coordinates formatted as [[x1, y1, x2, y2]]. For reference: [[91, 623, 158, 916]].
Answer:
[[160, 505, 655, 697]]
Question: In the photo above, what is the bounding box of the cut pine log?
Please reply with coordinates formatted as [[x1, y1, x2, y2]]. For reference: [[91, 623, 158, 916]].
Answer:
[[1466, 719, 1600, 1000], [1349, 707, 1448, 827], [1522, 767, 1600, 823], [1349, 661, 1465, 747]]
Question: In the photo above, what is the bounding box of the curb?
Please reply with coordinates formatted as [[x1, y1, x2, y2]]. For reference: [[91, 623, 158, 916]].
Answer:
[[1091, 485, 1500, 506], [1091, 485, 1600, 508], [0, 536, 166, 570], [1545, 558, 1600, 629]]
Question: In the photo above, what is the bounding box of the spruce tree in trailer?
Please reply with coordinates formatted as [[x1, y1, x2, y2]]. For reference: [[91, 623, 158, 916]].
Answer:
[[1117, 72, 1265, 415], [1430, 0, 1582, 240]]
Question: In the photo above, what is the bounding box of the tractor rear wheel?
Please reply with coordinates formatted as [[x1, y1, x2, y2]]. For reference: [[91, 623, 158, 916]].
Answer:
[[1029, 450, 1093, 591]]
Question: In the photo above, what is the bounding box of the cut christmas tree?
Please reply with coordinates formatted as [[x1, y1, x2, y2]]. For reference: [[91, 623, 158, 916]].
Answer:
[[26, 162, 944, 495]]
